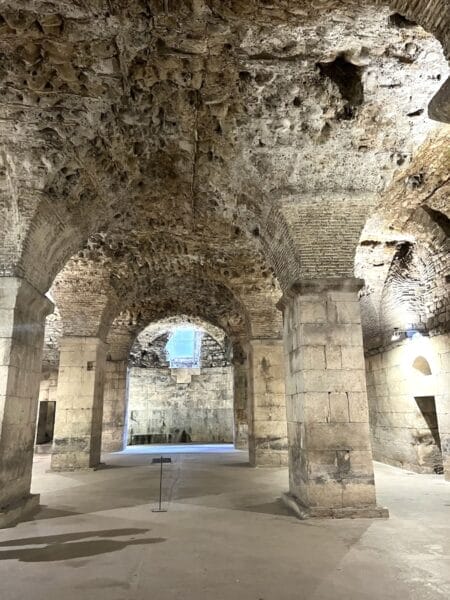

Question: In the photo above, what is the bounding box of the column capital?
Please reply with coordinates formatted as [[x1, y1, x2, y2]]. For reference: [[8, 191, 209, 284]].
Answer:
[[277, 277, 364, 311]]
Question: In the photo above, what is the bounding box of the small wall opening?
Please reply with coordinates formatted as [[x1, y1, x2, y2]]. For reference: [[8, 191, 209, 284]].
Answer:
[[318, 55, 364, 119], [414, 396, 443, 474], [35, 401, 56, 445], [388, 13, 418, 29]]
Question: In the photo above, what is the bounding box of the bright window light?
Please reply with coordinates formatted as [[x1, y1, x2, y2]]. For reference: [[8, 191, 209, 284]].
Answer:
[[166, 327, 202, 368]]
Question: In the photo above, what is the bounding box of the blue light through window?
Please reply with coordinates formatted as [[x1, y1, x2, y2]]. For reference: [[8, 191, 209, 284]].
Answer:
[[166, 328, 201, 368]]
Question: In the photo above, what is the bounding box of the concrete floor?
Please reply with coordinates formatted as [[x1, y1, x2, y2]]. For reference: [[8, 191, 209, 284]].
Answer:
[[1, 445, 449, 600]]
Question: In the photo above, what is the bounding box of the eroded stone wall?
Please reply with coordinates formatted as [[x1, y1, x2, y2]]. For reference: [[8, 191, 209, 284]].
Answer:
[[127, 366, 233, 444]]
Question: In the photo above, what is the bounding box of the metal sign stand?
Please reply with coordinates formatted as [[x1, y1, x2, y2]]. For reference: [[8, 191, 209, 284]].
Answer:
[[152, 455, 169, 512]]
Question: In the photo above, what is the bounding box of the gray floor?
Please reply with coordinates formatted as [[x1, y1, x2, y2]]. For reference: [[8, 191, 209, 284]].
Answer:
[[1, 445, 449, 600]]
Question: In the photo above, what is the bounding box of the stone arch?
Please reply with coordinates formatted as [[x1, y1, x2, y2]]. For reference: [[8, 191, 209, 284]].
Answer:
[[130, 315, 226, 352], [376, 0, 450, 57]]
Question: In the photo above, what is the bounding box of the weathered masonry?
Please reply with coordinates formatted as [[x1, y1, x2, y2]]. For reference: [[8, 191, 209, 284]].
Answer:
[[0, 0, 449, 527]]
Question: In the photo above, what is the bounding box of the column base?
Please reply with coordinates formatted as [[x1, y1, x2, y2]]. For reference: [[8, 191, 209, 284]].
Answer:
[[251, 449, 289, 467], [101, 440, 125, 453], [34, 443, 52, 454], [0, 494, 40, 528], [281, 492, 389, 520], [234, 441, 249, 450], [50, 461, 106, 473]]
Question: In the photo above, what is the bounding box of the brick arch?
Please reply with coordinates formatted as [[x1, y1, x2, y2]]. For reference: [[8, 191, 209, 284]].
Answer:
[[132, 316, 226, 351], [376, 0, 450, 56]]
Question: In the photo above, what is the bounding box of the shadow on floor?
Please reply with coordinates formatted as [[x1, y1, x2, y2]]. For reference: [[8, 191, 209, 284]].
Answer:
[[216, 461, 253, 468], [0, 528, 166, 562], [32, 507, 81, 521], [239, 499, 294, 516]]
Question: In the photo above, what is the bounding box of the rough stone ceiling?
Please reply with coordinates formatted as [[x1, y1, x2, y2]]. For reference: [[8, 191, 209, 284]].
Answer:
[[0, 0, 448, 352], [356, 126, 449, 345], [0, 1, 447, 279]]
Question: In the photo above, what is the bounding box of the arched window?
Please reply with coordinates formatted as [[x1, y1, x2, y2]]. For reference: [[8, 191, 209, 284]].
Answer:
[[166, 327, 202, 368]]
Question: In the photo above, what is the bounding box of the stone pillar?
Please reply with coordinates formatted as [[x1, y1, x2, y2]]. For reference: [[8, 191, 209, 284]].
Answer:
[[233, 358, 248, 450], [281, 278, 388, 518], [0, 277, 53, 527], [433, 333, 450, 481], [101, 359, 129, 453], [247, 339, 288, 467], [51, 337, 107, 471]]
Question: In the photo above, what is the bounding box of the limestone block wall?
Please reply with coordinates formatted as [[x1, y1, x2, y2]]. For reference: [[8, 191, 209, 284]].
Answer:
[[102, 360, 128, 452], [38, 371, 58, 405], [233, 361, 248, 449], [366, 333, 449, 476], [127, 366, 233, 444], [247, 340, 288, 466], [283, 282, 379, 515], [36, 371, 58, 444]]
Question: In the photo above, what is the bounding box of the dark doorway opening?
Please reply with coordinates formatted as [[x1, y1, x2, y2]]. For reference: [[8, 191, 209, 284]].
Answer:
[[414, 396, 443, 474], [36, 401, 56, 445]]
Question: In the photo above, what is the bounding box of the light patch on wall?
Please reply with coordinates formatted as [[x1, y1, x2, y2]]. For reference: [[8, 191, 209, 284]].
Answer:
[[401, 335, 436, 398], [412, 356, 432, 376]]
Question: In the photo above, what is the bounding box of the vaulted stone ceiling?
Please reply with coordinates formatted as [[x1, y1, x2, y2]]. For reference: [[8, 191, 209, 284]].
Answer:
[[0, 0, 448, 354], [356, 126, 449, 348]]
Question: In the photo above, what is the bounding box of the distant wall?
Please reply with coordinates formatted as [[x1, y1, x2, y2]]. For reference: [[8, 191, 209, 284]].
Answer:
[[127, 366, 234, 444], [366, 334, 449, 474]]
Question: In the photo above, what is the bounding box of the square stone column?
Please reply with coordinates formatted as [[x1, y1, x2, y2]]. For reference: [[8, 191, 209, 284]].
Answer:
[[433, 333, 450, 481], [51, 337, 107, 471], [233, 359, 248, 450], [247, 339, 288, 467], [101, 359, 129, 453], [0, 277, 53, 527], [281, 278, 388, 518]]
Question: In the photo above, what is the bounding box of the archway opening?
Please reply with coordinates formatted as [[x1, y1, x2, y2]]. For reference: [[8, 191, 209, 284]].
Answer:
[[124, 319, 239, 449]]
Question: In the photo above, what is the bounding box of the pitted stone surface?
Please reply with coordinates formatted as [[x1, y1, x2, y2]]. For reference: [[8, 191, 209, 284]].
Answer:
[[0, 0, 447, 300]]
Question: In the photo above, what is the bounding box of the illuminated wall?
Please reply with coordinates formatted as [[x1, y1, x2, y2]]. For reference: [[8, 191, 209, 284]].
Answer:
[[366, 333, 449, 476]]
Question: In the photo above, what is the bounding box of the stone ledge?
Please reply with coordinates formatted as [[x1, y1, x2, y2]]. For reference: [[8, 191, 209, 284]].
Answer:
[[281, 492, 389, 520], [0, 494, 40, 528]]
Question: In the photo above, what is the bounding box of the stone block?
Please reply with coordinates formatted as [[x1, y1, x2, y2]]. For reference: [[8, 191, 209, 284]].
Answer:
[[299, 323, 363, 347], [335, 301, 361, 324], [341, 480, 376, 507], [299, 369, 367, 393], [306, 422, 372, 451], [303, 392, 330, 423], [325, 346, 341, 369], [306, 481, 345, 508], [348, 392, 369, 422], [341, 346, 365, 369], [298, 301, 327, 324], [329, 392, 349, 422]]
